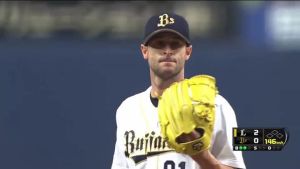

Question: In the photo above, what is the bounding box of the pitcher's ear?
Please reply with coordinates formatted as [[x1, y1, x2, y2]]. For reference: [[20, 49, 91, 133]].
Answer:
[[185, 45, 192, 60], [141, 44, 149, 60]]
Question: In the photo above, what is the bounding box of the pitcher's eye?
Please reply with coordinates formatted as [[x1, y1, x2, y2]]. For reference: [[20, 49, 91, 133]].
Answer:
[[170, 41, 184, 49], [149, 40, 166, 49]]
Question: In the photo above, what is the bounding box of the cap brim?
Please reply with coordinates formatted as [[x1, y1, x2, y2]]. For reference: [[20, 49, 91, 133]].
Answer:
[[143, 29, 191, 45]]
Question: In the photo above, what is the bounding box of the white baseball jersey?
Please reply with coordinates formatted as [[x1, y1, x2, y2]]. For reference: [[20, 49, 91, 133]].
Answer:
[[111, 87, 246, 169]]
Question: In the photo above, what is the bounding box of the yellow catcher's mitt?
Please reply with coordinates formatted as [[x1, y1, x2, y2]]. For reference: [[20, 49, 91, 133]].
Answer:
[[158, 75, 218, 155]]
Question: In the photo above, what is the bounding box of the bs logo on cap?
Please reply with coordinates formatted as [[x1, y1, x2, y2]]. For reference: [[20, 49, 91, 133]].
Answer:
[[157, 14, 175, 27]]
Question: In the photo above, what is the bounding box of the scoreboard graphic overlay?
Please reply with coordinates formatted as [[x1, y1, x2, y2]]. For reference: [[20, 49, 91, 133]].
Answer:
[[233, 128, 288, 151]]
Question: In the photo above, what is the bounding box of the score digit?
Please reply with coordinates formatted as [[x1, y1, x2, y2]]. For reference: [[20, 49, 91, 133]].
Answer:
[[254, 129, 259, 136]]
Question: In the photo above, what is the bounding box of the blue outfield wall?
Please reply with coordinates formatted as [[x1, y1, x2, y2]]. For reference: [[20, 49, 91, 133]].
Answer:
[[0, 38, 298, 168]]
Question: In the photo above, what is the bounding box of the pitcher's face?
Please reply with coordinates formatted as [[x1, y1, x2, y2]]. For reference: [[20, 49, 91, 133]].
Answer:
[[141, 32, 192, 80]]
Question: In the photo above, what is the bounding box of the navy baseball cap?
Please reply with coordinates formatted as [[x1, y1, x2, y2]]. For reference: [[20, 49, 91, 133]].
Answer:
[[143, 13, 191, 46]]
